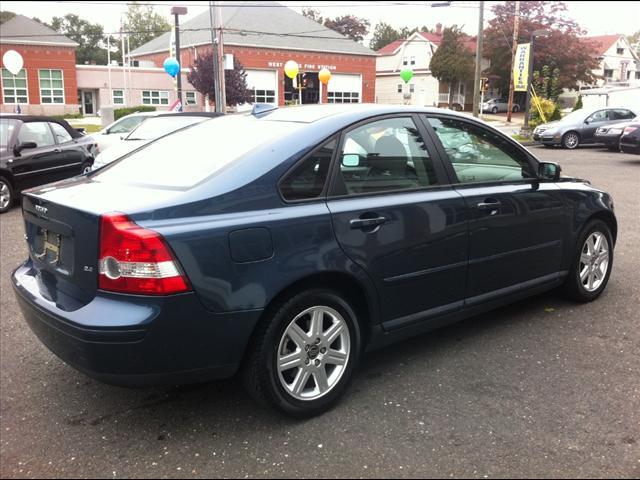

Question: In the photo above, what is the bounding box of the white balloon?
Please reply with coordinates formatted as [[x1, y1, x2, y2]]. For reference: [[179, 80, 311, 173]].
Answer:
[[3, 50, 24, 75]]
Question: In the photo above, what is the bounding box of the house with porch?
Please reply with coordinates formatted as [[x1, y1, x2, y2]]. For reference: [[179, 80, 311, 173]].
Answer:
[[584, 34, 640, 86], [375, 25, 492, 111]]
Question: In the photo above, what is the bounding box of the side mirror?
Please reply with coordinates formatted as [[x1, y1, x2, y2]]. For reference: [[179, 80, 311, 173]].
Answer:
[[13, 141, 38, 156], [538, 161, 561, 181], [584, 119, 590, 124], [342, 154, 361, 167]]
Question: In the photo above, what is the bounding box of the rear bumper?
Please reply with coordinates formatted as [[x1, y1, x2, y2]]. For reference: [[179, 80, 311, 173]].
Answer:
[[620, 137, 640, 154], [594, 135, 620, 147], [12, 262, 262, 387]]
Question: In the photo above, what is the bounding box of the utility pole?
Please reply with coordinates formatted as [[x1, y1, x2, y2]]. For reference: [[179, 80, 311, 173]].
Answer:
[[171, 6, 187, 110], [506, 0, 520, 123], [209, 1, 226, 113], [472, 1, 484, 118]]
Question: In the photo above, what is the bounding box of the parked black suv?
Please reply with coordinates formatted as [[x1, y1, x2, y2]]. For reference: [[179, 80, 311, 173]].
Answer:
[[0, 115, 97, 213]]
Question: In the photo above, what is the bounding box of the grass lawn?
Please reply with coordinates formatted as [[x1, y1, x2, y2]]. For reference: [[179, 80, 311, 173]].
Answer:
[[73, 124, 101, 134]]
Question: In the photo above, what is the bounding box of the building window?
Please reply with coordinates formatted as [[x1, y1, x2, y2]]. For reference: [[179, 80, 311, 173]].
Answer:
[[636, 71, 640, 80], [397, 84, 403, 93], [112, 89, 124, 105], [252, 89, 276, 104], [39, 69, 64, 104], [410, 56, 416, 66], [142, 90, 169, 105], [402, 57, 408, 66], [603, 69, 614, 79], [327, 91, 360, 104], [1, 68, 28, 104], [617, 47, 624, 55], [185, 91, 197, 105], [409, 84, 415, 93]]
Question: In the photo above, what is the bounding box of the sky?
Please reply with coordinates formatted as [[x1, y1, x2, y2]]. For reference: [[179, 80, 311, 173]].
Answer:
[[1, 0, 639, 42]]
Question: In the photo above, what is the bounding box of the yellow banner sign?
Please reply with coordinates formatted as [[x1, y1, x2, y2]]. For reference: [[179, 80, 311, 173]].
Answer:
[[514, 43, 531, 92]]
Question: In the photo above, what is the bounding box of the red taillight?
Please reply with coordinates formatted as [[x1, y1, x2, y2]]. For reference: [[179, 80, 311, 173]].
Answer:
[[623, 126, 638, 135], [98, 213, 190, 295]]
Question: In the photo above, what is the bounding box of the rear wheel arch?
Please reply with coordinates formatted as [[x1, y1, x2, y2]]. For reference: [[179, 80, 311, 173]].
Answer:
[[253, 271, 375, 349]]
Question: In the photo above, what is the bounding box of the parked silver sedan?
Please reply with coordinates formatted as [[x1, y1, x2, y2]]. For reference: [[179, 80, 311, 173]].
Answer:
[[481, 97, 520, 114], [533, 107, 636, 149]]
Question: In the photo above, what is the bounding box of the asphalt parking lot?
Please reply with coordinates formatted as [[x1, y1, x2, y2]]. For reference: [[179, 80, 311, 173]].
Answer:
[[1, 146, 639, 479]]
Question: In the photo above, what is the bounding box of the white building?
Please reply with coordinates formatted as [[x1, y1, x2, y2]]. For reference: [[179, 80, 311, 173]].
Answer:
[[584, 34, 640, 86], [375, 26, 491, 111]]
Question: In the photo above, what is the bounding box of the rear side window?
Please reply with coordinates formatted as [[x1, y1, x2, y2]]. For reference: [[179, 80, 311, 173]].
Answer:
[[280, 138, 335, 201], [50, 122, 73, 143], [337, 117, 438, 195]]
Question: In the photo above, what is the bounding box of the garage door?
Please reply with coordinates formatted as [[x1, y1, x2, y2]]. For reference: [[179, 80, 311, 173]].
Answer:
[[327, 74, 361, 103], [245, 69, 277, 104]]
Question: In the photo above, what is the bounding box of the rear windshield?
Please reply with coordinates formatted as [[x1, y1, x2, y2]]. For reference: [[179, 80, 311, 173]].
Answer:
[[93, 115, 304, 188]]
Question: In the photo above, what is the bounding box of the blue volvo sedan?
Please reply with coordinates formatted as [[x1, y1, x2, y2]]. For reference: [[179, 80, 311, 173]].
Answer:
[[12, 105, 616, 417]]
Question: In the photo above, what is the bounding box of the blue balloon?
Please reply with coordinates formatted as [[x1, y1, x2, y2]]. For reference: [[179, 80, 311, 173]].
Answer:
[[163, 57, 180, 78]]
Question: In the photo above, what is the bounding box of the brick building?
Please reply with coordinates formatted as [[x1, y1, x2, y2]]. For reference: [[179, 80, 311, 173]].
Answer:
[[130, 1, 377, 107], [0, 15, 79, 115]]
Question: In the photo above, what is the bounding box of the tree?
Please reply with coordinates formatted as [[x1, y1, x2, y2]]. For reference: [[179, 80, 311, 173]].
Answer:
[[323, 15, 370, 43], [369, 22, 402, 51], [122, 2, 171, 51], [572, 94, 583, 111], [0, 10, 16, 24], [50, 14, 113, 65], [429, 27, 474, 107], [483, 1, 599, 91], [301, 8, 323, 24], [187, 51, 252, 107]]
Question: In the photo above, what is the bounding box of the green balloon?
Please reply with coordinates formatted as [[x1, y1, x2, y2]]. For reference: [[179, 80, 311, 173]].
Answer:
[[400, 69, 413, 83]]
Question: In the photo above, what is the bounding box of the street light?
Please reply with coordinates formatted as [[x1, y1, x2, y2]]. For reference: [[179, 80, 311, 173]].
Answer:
[[523, 29, 551, 130], [171, 6, 188, 109]]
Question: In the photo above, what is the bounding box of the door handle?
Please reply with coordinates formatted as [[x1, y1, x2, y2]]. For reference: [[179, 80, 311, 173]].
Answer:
[[350, 216, 387, 230], [53, 148, 62, 153], [477, 200, 501, 210]]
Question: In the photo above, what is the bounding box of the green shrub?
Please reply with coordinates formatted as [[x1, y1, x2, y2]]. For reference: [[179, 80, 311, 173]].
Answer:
[[530, 98, 558, 127], [572, 95, 583, 111], [550, 103, 562, 121], [114, 106, 156, 120], [50, 113, 84, 120]]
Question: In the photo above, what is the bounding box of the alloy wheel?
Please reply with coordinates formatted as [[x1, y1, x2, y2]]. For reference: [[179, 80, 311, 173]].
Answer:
[[579, 232, 610, 292], [277, 306, 351, 401], [564, 132, 579, 149], [0, 181, 10, 210]]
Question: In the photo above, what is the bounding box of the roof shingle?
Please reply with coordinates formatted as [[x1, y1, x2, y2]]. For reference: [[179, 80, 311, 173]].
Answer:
[[0, 14, 77, 47]]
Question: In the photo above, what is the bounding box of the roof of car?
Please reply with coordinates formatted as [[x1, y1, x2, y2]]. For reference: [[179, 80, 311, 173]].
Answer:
[[252, 104, 470, 124], [0, 114, 83, 138], [153, 112, 224, 119]]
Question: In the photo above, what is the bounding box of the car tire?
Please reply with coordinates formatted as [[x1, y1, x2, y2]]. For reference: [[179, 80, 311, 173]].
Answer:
[[562, 219, 614, 303], [561, 131, 580, 149], [0, 176, 15, 214], [80, 161, 92, 175], [512, 105, 520, 113], [492, 107, 498, 114], [242, 289, 362, 418]]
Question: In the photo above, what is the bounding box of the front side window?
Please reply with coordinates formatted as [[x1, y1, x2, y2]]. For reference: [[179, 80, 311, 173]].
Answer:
[[279, 138, 335, 201], [142, 90, 169, 105], [2, 68, 28, 104], [17, 122, 55, 147], [338, 117, 438, 195], [49, 122, 72, 143], [426, 116, 534, 184], [112, 89, 124, 105], [39, 69, 64, 104]]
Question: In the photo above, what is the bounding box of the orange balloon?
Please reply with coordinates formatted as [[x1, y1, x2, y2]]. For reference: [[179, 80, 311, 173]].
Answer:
[[319, 68, 332, 85]]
